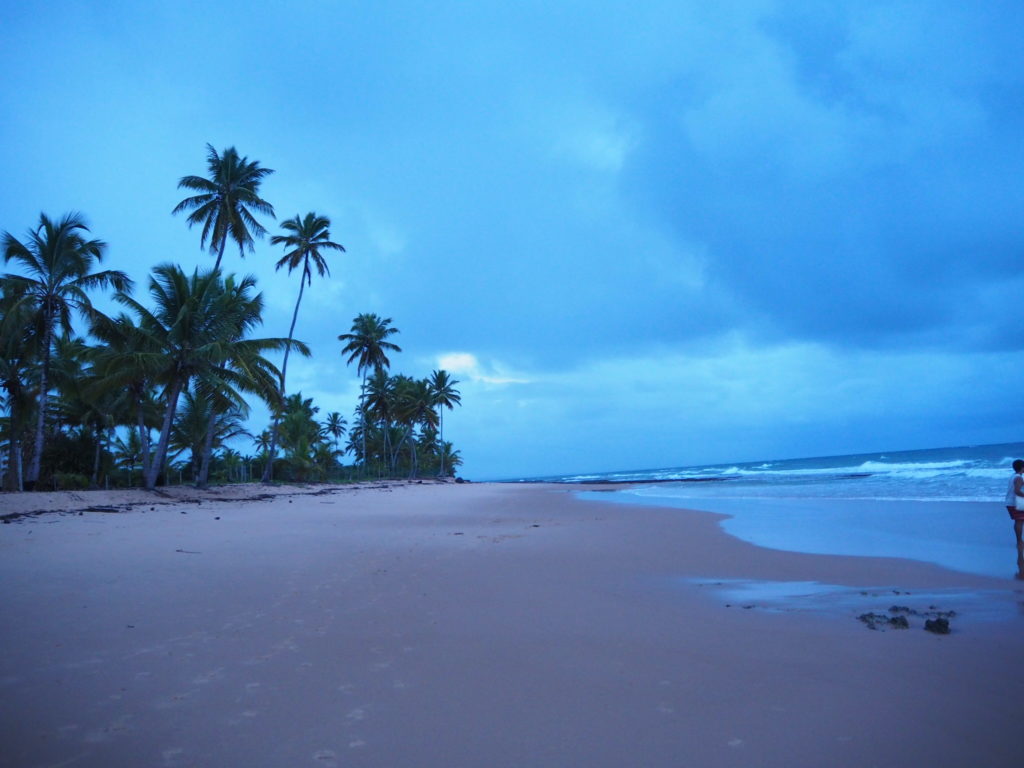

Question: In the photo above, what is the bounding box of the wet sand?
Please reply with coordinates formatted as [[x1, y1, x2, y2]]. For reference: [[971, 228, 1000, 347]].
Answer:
[[0, 482, 1021, 767]]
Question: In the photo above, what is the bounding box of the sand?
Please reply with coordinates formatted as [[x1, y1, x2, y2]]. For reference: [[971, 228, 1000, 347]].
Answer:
[[1, 482, 1021, 767]]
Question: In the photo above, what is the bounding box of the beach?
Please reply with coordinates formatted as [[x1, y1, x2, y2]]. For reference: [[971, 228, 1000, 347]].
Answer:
[[1, 482, 1021, 767]]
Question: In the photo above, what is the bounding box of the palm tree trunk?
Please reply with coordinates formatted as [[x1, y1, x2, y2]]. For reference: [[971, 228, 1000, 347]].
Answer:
[[359, 372, 368, 477], [197, 409, 217, 488], [12, 437, 23, 492], [262, 276, 305, 483], [146, 379, 184, 490], [91, 425, 102, 487], [26, 319, 54, 490], [213, 238, 227, 273], [135, 392, 152, 481], [15, 437, 24, 491], [438, 408, 445, 477]]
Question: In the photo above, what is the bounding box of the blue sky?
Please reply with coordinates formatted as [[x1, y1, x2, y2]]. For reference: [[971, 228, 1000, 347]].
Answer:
[[2, 0, 1023, 479]]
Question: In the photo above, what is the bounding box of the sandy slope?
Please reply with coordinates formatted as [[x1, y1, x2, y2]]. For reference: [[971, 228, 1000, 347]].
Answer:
[[0, 482, 1021, 767]]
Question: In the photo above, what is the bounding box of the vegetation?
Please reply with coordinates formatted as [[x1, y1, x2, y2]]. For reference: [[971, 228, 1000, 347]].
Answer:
[[262, 211, 346, 481], [0, 146, 463, 491]]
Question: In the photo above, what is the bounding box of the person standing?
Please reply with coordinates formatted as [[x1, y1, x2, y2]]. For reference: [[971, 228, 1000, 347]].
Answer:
[[1005, 459, 1024, 577]]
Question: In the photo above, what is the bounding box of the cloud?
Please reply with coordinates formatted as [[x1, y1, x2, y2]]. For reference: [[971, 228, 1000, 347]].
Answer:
[[437, 352, 531, 386], [449, 335, 1024, 478]]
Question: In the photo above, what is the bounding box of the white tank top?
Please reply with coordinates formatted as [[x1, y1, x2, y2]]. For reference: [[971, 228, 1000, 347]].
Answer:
[[1006, 473, 1021, 505]]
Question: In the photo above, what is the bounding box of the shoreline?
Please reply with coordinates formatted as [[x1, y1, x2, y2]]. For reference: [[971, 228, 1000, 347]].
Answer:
[[1, 482, 1021, 766], [0, 479, 451, 522]]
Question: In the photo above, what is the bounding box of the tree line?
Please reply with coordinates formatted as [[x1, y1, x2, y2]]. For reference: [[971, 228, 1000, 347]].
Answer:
[[0, 145, 462, 491]]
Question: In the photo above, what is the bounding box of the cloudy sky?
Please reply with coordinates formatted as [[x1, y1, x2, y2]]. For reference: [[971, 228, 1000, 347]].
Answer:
[[3, 0, 1023, 479]]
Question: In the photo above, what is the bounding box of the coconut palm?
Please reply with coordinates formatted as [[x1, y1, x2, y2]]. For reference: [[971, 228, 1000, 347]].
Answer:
[[272, 212, 345, 387], [219, 447, 243, 483], [261, 212, 345, 481], [275, 392, 321, 481], [194, 273, 290, 488], [2, 212, 132, 489], [338, 314, 401, 473], [170, 388, 249, 483], [428, 369, 461, 477], [364, 369, 397, 474], [112, 427, 144, 487], [323, 411, 347, 458], [172, 144, 275, 272], [393, 376, 438, 477], [439, 442, 463, 475], [114, 264, 304, 490], [253, 429, 272, 455]]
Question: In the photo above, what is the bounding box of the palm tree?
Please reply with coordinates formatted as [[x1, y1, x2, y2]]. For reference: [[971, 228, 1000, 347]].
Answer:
[[323, 411, 347, 458], [112, 427, 144, 487], [219, 447, 243, 483], [428, 369, 461, 477], [253, 429, 272, 455], [51, 334, 119, 488], [338, 314, 401, 473], [172, 144, 275, 272], [87, 311, 161, 483], [364, 369, 397, 475], [393, 376, 438, 477], [261, 212, 345, 481], [275, 392, 321, 481], [2, 212, 132, 489], [194, 273, 290, 488], [114, 264, 303, 490], [439, 442, 463, 476], [170, 387, 249, 484]]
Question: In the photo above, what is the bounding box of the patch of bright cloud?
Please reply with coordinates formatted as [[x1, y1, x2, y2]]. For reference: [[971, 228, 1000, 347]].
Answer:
[[437, 352, 530, 385]]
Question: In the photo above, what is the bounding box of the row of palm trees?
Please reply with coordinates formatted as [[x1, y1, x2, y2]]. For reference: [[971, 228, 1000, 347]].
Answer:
[[1, 144, 462, 491]]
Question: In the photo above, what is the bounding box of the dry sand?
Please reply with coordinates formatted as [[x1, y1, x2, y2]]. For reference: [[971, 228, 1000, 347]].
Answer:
[[0, 481, 1021, 767]]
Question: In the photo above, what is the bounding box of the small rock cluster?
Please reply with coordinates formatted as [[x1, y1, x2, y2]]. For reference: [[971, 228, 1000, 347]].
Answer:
[[857, 604, 955, 633]]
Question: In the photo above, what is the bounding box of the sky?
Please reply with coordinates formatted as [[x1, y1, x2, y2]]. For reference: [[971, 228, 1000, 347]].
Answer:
[[2, 0, 1023, 480]]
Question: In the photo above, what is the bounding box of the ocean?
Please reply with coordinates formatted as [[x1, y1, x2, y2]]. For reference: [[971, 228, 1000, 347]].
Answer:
[[521, 443, 1024, 579]]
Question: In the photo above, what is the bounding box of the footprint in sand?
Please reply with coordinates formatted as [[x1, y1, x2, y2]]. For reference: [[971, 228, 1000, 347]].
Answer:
[[313, 749, 338, 765]]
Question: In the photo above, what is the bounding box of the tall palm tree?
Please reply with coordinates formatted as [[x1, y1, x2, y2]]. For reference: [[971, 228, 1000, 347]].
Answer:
[[172, 144, 276, 272], [115, 264, 303, 490], [428, 369, 461, 477], [261, 212, 345, 481], [2, 212, 132, 489], [338, 314, 401, 473], [195, 273, 289, 488]]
